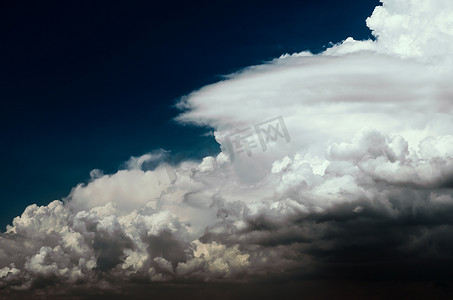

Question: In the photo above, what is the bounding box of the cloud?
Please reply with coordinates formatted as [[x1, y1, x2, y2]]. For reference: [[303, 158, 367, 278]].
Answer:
[[2, 0, 453, 298], [366, 0, 453, 59]]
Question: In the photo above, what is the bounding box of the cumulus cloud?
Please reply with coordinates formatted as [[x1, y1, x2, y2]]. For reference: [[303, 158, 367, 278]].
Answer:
[[2, 0, 453, 298], [366, 0, 453, 59]]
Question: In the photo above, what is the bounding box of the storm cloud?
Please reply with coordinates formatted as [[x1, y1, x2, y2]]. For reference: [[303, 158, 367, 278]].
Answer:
[[1, 0, 453, 298]]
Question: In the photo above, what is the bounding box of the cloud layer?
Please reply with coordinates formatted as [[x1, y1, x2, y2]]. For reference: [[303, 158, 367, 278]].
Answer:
[[2, 0, 453, 298]]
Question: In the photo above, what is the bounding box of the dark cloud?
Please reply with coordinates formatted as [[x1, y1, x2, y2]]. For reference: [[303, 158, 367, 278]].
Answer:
[[93, 229, 134, 272]]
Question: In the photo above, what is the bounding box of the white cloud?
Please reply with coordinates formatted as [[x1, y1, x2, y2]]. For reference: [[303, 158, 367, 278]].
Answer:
[[367, 0, 453, 59], [2, 0, 453, 297]]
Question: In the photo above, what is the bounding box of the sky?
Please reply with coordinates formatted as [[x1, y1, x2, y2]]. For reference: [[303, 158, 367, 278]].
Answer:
[[0, 0, 379, 228], [3, 0, 453, 299]]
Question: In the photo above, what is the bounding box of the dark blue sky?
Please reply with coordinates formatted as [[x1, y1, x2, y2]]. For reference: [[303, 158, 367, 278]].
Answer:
[[0, 0, 379, 228]]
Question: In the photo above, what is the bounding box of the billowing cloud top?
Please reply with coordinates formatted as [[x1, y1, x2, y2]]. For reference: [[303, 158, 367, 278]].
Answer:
[[1, 0, 453, 298]]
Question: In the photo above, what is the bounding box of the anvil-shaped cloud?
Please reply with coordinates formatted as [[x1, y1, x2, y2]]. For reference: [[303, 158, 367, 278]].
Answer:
[[1, 0, 453, 298]]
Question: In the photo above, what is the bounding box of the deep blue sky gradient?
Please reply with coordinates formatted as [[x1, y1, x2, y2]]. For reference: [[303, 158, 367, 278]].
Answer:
[[0, 0, 380, 228]]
